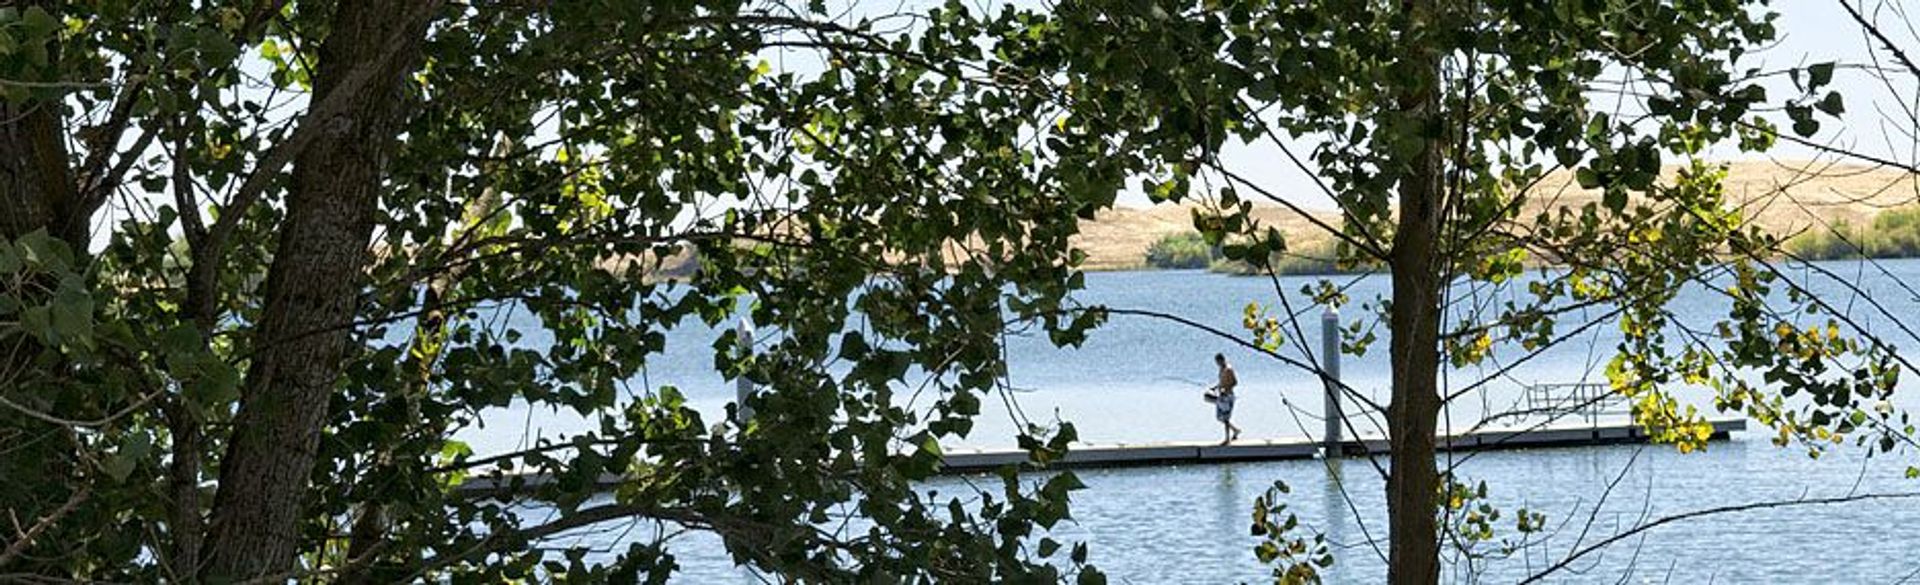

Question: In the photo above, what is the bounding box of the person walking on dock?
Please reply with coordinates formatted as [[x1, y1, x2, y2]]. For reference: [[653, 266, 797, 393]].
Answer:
[[1210, 353, 1242, 444]]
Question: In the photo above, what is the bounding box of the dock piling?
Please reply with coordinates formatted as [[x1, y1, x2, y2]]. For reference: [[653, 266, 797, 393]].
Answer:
[[1321, 307, 1343, 456]]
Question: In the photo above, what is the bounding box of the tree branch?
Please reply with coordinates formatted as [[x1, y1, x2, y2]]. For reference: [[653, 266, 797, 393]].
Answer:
[[1838, 0, 1920, 82], [0, 486, 90, 568]]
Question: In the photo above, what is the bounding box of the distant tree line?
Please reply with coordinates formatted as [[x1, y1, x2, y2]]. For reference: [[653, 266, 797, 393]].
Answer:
[[1788, 204, 1920, 260]]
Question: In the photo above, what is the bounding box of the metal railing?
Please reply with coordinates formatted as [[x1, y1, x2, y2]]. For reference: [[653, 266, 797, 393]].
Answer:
[[1521, 382, 1627, 425]]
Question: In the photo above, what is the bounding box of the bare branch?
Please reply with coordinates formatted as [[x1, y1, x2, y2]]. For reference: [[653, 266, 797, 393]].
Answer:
[[0, 486, 90, 568], [1839, 0, 1920, 82]]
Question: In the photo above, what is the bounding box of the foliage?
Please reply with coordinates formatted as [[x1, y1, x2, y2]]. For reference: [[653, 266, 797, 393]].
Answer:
[[2, 0, 1911, 582], [1436, 475, 1548, 574], [0, 0, 1180, 581], [1209, 237, 1380, 276], [1054, 0, 1911, 580], [1787, 219, 1863, 259], [1144, 231, 1219, 269], [1250, 481, 1332, 585], [1262, 240, 1347, 276]]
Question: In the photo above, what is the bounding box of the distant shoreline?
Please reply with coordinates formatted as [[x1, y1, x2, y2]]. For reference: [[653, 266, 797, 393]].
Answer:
[[1105, 252, 1920, 277], [1073, 161, 1920, 273]]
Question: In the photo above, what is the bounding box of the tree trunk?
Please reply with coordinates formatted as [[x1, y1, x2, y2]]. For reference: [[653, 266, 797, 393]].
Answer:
[[0, 30, 88, 577], [0, 101, 82, 248], [163, 403, 204, 577], [0, 63, 79, 402], [199, 2, 439, 580], [1386, 1, 1446, 583]]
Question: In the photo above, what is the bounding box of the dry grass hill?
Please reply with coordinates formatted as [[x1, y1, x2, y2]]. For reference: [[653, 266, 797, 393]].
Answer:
[[1072, 161, 1920, 270]]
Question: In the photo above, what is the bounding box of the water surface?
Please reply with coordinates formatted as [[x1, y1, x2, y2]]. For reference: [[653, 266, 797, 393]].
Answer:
[[464, 259, 1920, 582]]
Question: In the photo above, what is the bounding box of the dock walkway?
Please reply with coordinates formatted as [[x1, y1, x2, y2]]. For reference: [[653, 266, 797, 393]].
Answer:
[[454, 418, 1744, 496], [939, 418, 1745, 473]]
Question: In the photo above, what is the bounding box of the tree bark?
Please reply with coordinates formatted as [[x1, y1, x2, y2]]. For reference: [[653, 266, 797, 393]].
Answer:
[[1386, 1, 1446, 583], [199, 2, 440, 580], [0, 20, 88, 577], [0, 100, 82, 248], [0, 46, 78, 409], [162, 402, 204, 577]]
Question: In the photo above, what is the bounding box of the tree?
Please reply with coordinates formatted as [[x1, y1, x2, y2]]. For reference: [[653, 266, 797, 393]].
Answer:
[[0, 1, 1158, 580], [7, 1, 1912, 581], [1049, 0, 1915, 582], [199, 1, 443, 578]]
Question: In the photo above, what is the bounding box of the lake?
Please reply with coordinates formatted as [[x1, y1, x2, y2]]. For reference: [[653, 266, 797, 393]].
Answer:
[[459, 259, 1920, 582]]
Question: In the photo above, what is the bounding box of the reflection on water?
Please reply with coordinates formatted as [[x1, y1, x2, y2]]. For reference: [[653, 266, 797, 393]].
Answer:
[[1320, 457, 1355, 573]]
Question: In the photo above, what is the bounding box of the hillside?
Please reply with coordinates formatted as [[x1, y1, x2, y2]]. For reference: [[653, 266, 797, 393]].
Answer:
[[1073, 161, 1920, 270]]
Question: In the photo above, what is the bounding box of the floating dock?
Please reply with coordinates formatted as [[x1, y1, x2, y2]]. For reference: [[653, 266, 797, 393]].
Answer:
[[939, 418, 1745, 473], [454, 418, 1744, 496]]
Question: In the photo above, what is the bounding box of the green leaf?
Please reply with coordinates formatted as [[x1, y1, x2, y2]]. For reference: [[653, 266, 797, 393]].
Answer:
[[1076, 568, 1107, 585], [50, 282, 94, 348], [949, 391, 980, 417], [102, 452, 137, 483], [1575, 167, 1599, 189], [1816, 91, 1845, 116], [1792, 117, 1820, 137], [19, 305, 52, 344], [1045, 470, 1087, 493], [1807, 62, 1835, 88], [439, 439, 474, 461], [1787, 104, 1819, 137], [20, 7, 59, 38], [838, 331, 870, 360], [16, 229, 72, 272], [1602, 188, 1627, 213], [1647, 96, 1674, 115], [103, 431, 153, 483], [0, 242, 18, 273]]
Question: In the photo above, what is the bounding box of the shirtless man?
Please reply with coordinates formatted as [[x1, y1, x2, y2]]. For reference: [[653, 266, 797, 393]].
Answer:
[[1211, 353, 1241, 444]]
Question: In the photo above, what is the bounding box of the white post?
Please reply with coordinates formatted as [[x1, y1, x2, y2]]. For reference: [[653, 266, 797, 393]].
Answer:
[[735, 317, 755, 425], [1321, 307, 1343, 456]]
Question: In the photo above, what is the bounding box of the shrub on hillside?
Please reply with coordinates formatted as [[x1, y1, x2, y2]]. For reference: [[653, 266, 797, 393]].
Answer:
[[1868, 206, 1920, 257], [1208, 237, 1377, 276], [1786, 220, 1862, 260], [1145, 232, 1219, 269], [1786, 207, 1920, 261]]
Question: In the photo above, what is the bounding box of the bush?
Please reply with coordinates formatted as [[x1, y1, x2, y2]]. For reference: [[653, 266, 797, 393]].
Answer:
[[1268, 241, 1346, 275], [1145, 232, 1219, 269], [1868, 206, 1920, 257], [1207, 236, 1378, 276], [1785, 220, 1861, 261], [1786, 206, 1920, 261]]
